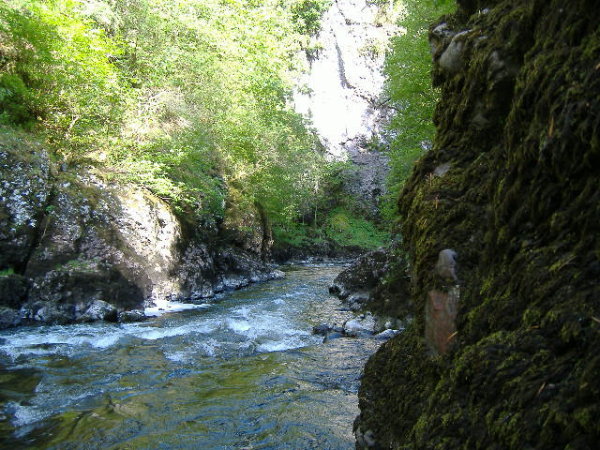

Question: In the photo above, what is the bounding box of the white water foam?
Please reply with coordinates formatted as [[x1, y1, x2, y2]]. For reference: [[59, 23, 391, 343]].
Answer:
[[6, 401, 51, 428], [220, 302, 315, 354], [145, 298, 210, 317], [200, 338, 219, 357], [0, 318, 218, 361], [256, 336, 315, 353], [225, 318, 252, 333], [0, 325, 124, 360]]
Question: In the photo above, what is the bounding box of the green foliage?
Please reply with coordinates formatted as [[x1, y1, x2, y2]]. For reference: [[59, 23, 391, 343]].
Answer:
[[0, 267, 15, 277], [381, 0, 454, 222], [0, 0, 336, 237], [97, 0, 330, 230], [0, 0, 388, 251], [290, 0, 331, 35], [0, 0, 124, 140], [272, 206, 388, 252], [325, 208, 389, 249], [273, 223, 321, 248]]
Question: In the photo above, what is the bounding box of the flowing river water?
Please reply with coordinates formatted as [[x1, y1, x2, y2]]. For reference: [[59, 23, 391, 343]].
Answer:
[[0, 264, 384, 449]]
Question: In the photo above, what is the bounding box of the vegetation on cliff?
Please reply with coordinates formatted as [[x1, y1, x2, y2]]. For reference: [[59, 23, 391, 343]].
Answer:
[[0, 0, 383, 255], [356, 0, 600, 447], [380, 0, 454, 221]]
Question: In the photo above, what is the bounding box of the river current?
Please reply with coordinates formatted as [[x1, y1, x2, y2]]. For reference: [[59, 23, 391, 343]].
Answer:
[[0, 264, 383, 449]]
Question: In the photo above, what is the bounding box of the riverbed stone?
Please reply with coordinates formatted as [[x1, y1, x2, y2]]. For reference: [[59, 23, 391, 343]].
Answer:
[[374, 329, 401, 341], [343, 314, 376, 337], [118, 309, 147, 323]]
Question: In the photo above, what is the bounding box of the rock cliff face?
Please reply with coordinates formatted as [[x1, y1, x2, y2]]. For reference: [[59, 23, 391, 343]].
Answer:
[[293, 0, 398, 216], [356, 0, 600, 447], [0, 134, 282, 327]]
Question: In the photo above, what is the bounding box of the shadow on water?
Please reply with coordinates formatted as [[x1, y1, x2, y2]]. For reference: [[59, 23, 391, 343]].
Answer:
[[0, 265, 383, 449]]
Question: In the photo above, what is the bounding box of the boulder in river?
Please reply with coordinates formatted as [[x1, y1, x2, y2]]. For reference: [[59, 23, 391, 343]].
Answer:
[[343, 314, 376, 337], [118, 310, 146, 323], [329, 248, 389, 301], [329, 245, 413, 321]]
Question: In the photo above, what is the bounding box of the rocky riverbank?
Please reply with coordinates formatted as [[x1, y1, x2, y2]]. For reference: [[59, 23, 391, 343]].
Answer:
[[0, 134, 283, 328], [329, 247, 411, 327], [354, 0, 600, 448]]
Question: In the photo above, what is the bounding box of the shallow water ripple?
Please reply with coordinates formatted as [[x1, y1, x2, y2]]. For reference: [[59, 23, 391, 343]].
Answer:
[[0, 265, 382, 449]]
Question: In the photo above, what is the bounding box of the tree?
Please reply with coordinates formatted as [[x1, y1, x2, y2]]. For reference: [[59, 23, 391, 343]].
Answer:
[[381, 0, 454, 221]]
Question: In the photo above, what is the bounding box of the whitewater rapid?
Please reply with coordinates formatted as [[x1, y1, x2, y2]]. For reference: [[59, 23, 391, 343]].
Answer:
[[0, 264, 384, 448]]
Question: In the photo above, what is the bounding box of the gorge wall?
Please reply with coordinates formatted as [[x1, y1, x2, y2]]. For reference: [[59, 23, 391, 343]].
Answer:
[[0, 133, 282, 327], [294, 0, 398, 216], [356, 0, 600, 447]]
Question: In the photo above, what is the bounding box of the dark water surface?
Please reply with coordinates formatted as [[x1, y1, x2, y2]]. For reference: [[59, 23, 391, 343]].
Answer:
[[0, 265, 382, 449]]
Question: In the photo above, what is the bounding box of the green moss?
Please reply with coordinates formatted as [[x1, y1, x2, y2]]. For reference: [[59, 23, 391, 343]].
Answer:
[[0, 268, 15, 277], [324, 208, 389, 250], [357, 0, 600, 447], [54, 259, 97, 273]]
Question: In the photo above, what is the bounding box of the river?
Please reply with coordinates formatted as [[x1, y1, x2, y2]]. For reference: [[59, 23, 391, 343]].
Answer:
[[0, 264, 384, 449]]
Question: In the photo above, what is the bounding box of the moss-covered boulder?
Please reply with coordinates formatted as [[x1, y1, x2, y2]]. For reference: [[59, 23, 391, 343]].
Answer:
[[329, 247, 413, 322], [356, 0, 600, 447], [329, 248, 390, 301]]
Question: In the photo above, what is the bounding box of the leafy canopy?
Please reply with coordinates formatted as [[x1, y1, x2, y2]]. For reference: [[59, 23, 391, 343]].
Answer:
[[380, 0, 454, 222], [0, 0, 334, 233]]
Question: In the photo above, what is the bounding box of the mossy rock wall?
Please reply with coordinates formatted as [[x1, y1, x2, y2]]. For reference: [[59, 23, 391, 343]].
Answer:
[[356, 0, 600, 448]]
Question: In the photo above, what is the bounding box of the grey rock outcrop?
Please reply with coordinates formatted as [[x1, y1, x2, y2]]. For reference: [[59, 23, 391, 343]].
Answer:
[[0, 137, 284, 328], [0, 137, 52, 271], [293, 0, 399, 216]]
